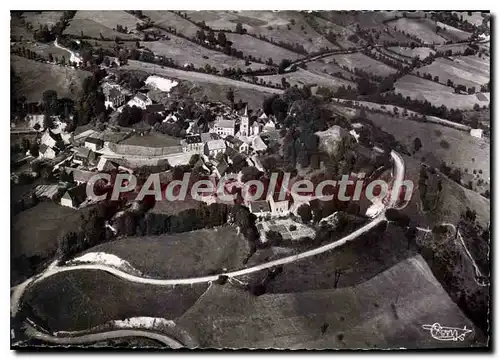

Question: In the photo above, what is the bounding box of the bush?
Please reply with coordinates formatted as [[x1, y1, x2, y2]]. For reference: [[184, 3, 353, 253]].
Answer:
[[439, 140, 450, 149]]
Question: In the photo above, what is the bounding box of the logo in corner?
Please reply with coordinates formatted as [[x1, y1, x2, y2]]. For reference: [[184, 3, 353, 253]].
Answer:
[[422, 323, 472, 341]]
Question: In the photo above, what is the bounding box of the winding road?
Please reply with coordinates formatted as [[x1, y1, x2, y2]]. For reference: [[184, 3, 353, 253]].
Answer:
[[13, 150, 406, 346], [25, 323, 184, 348]]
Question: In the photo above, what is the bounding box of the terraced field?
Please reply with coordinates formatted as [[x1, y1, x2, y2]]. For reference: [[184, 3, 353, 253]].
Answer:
[[388, 46, 435, 59], [184, 10, 336, 53], [224, 33, 302, 63], [395, 74, 490, 110], [22, 11, 63, 28], [143, 10, 201, 38], [329, 52, 397, 77], [414, 55, 490, 89], [256, 68, 355, 90], [141, 36, 264, 71], [64, 10, 141, 40], [387, 18, 446, 44]]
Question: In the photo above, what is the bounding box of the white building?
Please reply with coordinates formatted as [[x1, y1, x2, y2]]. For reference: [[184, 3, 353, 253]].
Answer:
[[38, 144, 56, 159], [470, 128, 483, 139], [60, 184, 86, 209], [263, 119, 276, 132], [41, 129, 57, 148], [84, 137, 104, 151], [181, 135, 204, 153], [251, 136, 267, 153], [204, 139, 227, 157], [269, 195, 289, 216], [127, 92, 152, 109], [212, 117, 235, 138], [240, 106, 249, 136]]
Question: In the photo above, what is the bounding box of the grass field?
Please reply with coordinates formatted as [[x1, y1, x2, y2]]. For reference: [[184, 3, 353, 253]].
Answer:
[[256, 68, 355, 90], [24, 270, 208, 332], [414, 55, 490, 89], [11, 201, 90, 261], [119, 133, 180, 147], [11, 55, 90, 102], [435, 21, 472, 43], [11, 42, 68, 59], [388, 46, 435, 59], [329, 52, 397, 77], [177, 255, 485, 348], [141, 36, 263, 71], [365, 111, 490, 182], [387, 18, 446, 44], [394, 74, 490, 110], [22, 11, 63, 28], [64, 10, 141, 40], [452, 11, 488, 27], [143, 11, 201, 39], [224, 33, 301, 63], [435, 43, 472, 55], [121, 60, 282, 101], [83, 226, 249, 278], [306, 57, 357, 80], [184, 11, 336, 53]]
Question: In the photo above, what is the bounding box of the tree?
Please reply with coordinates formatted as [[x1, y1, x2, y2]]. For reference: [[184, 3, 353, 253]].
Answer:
[[226, 88, 235, 105], [297, 203, 312, 223], [217, 32, 227, 47], [29, 143, 39, 157], [413, 137, 422, 152], [235, 22, 245, 34]]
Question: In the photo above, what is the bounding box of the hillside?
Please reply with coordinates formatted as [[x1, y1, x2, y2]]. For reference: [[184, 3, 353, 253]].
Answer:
[[177, 255, 486, 348]]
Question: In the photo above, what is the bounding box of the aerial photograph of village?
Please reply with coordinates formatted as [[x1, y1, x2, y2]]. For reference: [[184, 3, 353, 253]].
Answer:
[[10, 10, 491, 350]]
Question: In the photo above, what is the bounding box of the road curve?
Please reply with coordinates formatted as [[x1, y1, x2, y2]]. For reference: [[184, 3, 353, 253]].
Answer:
[[12, 150, 404, 313], [25, 324, 184, 348]]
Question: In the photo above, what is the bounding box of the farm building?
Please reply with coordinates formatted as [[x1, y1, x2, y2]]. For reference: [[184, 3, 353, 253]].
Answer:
[[470, 128, 483, 139], [181, 135, 203, 153], [204, 139, 227, 158], [84, 137, 104, 151], [60, 184, 87, 209], [38, 144, 56, 159]]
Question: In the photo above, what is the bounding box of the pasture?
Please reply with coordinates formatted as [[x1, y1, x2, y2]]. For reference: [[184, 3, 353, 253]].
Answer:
[[224, 33, 301, 63], [394, 74, 490, 110], [388, 46, 435, 59], [141, 36, 264, 71], [143, 10, 201, 38], [387, 18, 446, 44], [119, 133, 181, 148], [256, 68, 355, 90], [415, 55, 490, 89], [177, 255, 485, 348], [83, 226, 249, 278], [184, 10, 336, 53], [11, 55, 90, 102], [329, 52, 397, 77], [24, 270, 208, 332], [435, 21, 472, 42], [22, 11, 63, 28]]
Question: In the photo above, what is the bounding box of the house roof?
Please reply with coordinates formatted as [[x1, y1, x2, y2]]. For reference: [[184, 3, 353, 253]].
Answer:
[[63, 184, 87, 205], [108, 87, 122, 99], [215, 119, 235, 129], [146, 104, 166, 113], [64, 167, 96, 183], [85, 137, 104, 145], [39, 144, 50, 154], [252, 136, 267, 151], [74, 147, 91, 158], [225, 135, 243, 147], [185, 135, 202, 144], [249, 200, 271, 213], [135, 92, 149, 102], [217, 159, 229, 176], [206, 139, 227, 151], [200, 132, 219, 143]]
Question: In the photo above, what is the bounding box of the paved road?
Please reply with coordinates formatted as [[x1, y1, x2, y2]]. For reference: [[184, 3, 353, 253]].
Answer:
[[25, 323, 184, 348]]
